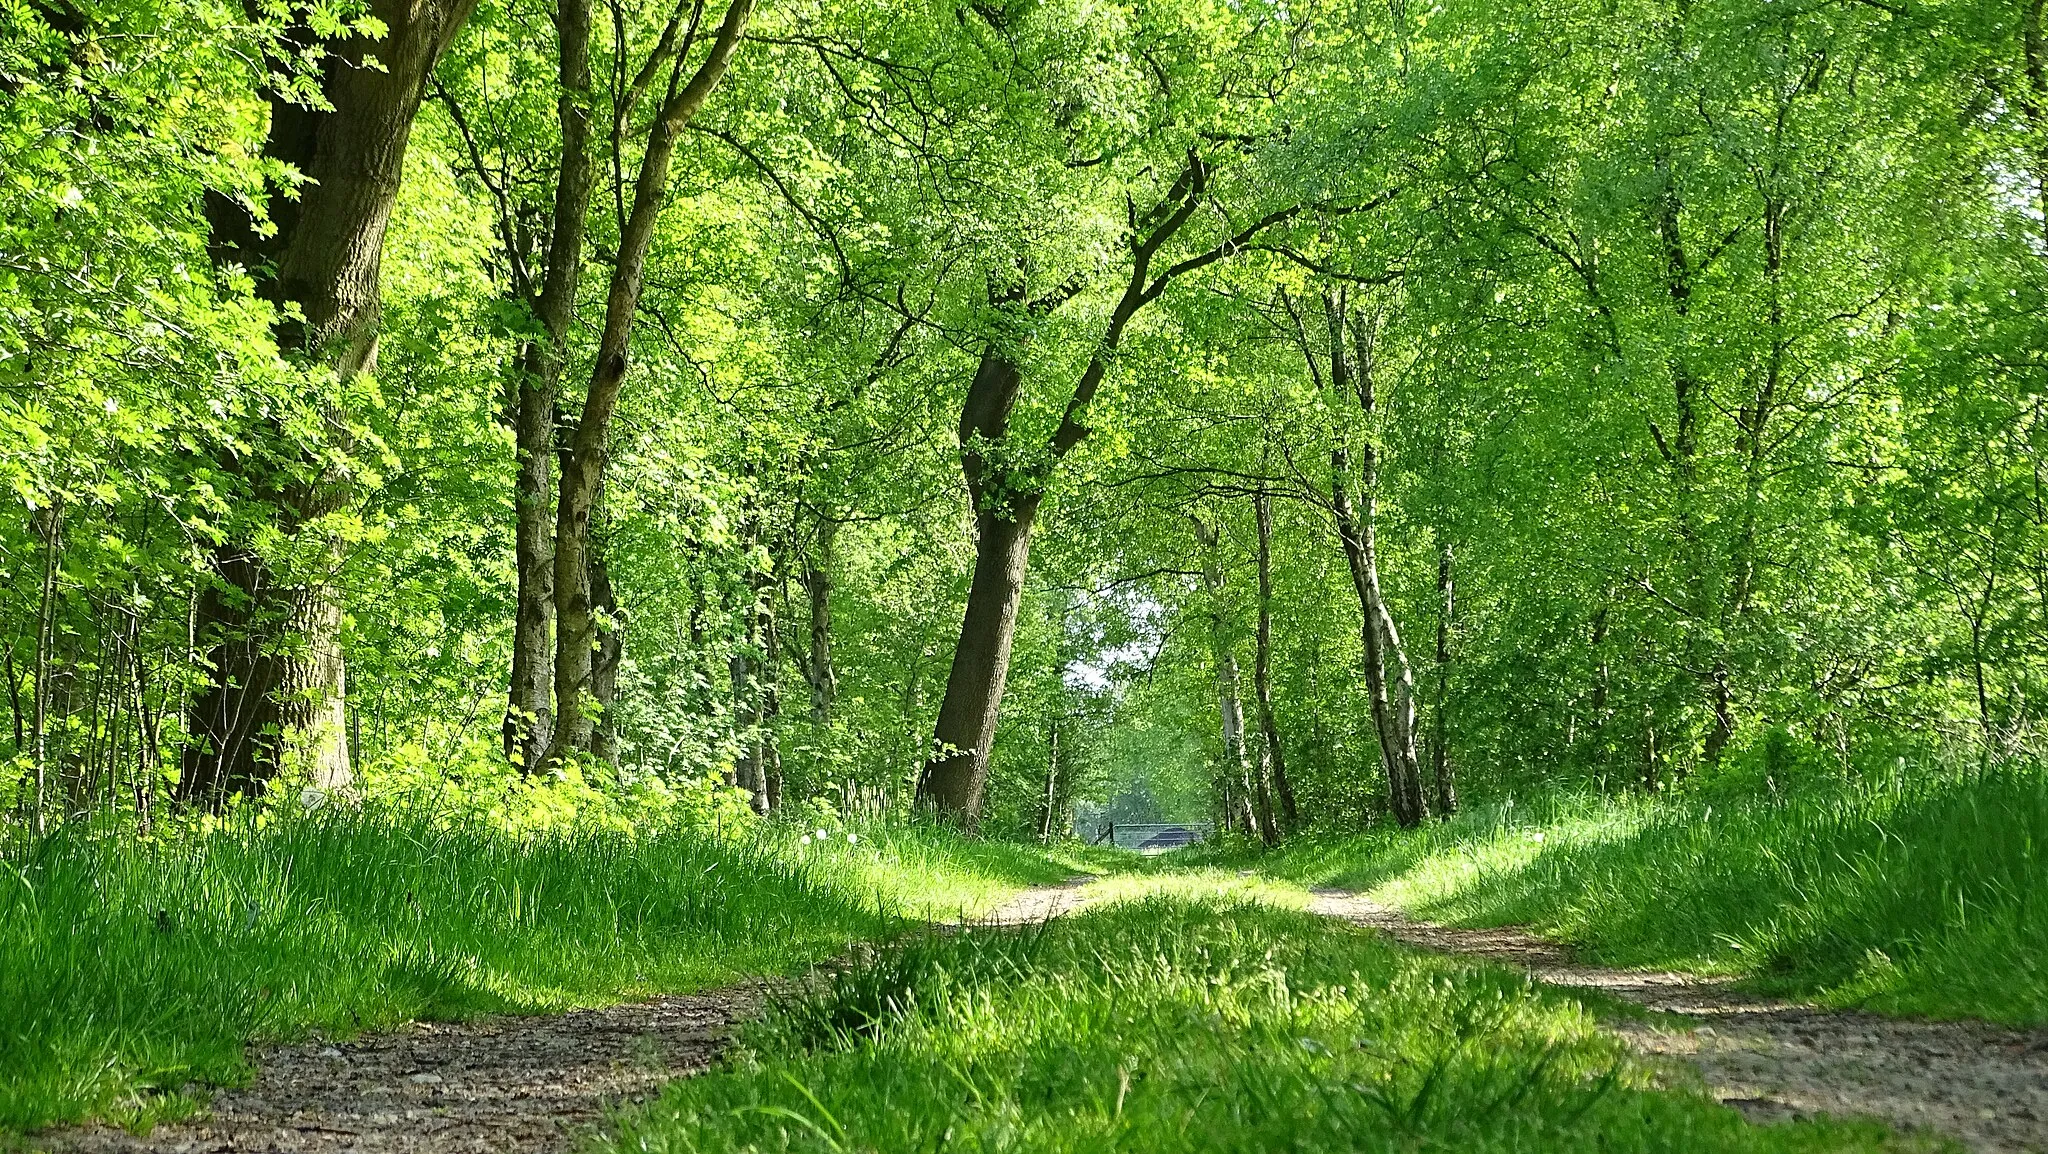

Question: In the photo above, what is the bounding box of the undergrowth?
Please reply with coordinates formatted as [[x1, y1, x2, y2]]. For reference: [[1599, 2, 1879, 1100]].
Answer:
[[600, 896, 1918, 1153], [1229, 765, 2048, 1025], [0, 808, 1092, 1133]]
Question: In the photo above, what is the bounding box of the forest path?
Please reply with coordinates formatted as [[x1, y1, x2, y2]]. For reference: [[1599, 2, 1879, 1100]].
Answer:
[[44, 985, 766, 1154], [40, 882, 1101, 1154], [1306, 888, 2048, 1153]]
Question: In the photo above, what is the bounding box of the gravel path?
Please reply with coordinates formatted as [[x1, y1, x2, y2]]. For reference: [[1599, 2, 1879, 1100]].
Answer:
[[1306, 889, 2048, 1153], [45, 985, 766, 1154]]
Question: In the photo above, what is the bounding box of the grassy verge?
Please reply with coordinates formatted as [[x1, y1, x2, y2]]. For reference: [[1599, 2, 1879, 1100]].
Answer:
[[600, 894, 1919, 1153], [1224, 767, 2048, 1025], [0, 809, 1098, 1133]]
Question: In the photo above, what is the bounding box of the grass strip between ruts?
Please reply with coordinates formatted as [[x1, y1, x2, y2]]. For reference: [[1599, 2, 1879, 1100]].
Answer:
[[599, 895, 1929, 1153]]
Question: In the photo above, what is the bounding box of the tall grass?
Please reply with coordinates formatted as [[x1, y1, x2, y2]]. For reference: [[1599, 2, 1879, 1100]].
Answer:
[[602, 897, 1905, 1153], [0, 808, 1086, 1132], [1245, 766, 2048, 1024]]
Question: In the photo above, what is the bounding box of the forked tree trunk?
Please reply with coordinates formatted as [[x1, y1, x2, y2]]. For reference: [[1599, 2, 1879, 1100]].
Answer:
[[920, 149, 1293, 825], [1326, 291, 1425, 828], [181, 0, 477, 805], [1252, 488, 1297, 832], [587, 541, 623, 765], [549, 0, 752, 762], [502, 0, 597, 770]]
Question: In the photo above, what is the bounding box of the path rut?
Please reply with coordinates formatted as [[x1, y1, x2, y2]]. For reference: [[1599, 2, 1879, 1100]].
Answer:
[[1307, 889, 2048, 1153], [44, 986, 765, 1154]]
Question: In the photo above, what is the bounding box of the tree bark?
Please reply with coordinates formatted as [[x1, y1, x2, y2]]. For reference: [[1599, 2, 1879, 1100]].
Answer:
[[587, 539, 624, 765], [179, 0, 478, 805], [803, 517, 838, 727], [1430, 536, 1457, 818], [1326, 290, 1425, 828], [548, 0, 753, 762], [1193, 512, 1269, 843], [1252, 488, 1297, 832], [919, 149, 1295, 824], [503, 0, 597, 770]]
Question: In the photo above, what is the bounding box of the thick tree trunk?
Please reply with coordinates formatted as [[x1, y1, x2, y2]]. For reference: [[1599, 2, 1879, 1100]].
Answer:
[[180, 0, 477, 805], [503, 0, 596, 770], [1430, 537, 1457, 818], [920, 493, 1039, 820], [1252, 489, 1297, 831], [548, 0, 752, 762]]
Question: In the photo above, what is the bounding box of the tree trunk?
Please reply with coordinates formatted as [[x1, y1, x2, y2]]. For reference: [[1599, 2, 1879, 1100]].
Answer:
[[1253, 489, 1296, 833], [502, 0, 596, 770], [918, 149, 1284, 824], [1193, 512, 1268, 843], [180, 0, 477, 805], [587, 540, 623, 765], [920, 489, 1040, 820], [1253, 492, 1297, 832], [804, 517, 838, 727], [1430, 536, 1457, 819], [548, 0, 753, 762], [1037, 723, 1060, 843], [1326, 290, 1425, 828]]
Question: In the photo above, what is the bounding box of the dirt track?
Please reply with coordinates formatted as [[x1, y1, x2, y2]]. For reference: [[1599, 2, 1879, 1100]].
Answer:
[[46, 986, 763, 1154], [41, 882, 2048, 1153], [1307, 889, 2048, 1153]]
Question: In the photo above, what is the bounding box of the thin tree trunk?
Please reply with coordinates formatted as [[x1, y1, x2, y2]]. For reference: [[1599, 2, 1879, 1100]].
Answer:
[[587, 539, 624, 765], [1252, 488, 1296, 833], [1326, 291, 1425, 828], [549, 0, 753, 761], [1431, 536, 1456, 819], [30, 500, 60, 834], [1193, 512, 1268, 843], [1038, 723, 1060, 843], [804, 517, 837, 727]]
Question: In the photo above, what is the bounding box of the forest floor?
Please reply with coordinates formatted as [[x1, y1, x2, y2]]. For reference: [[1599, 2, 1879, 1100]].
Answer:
[[33, 876, 2048, 1154]]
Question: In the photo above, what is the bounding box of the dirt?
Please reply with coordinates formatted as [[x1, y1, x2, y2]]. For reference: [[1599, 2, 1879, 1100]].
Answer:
[[979, 875, 1097, 925], [1306, 889, 2048, 1153], [44, 985, 767, 1154]]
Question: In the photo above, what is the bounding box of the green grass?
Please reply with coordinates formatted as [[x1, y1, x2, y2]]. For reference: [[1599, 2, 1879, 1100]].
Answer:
[[599, 894, 1924, 1153], [0, 809, 1091, 1133], [1228, 767, 2048, 1025]]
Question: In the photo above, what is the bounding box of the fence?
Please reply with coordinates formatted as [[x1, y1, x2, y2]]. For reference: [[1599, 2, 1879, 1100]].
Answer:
[[1088, 821, 1213, 854]]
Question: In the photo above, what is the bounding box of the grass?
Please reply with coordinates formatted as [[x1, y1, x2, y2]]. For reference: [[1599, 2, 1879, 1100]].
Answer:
[[1225, 766, 2048, 1025], [599, 893, 1924, 1154], [0, 808, 1097, 1133]]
